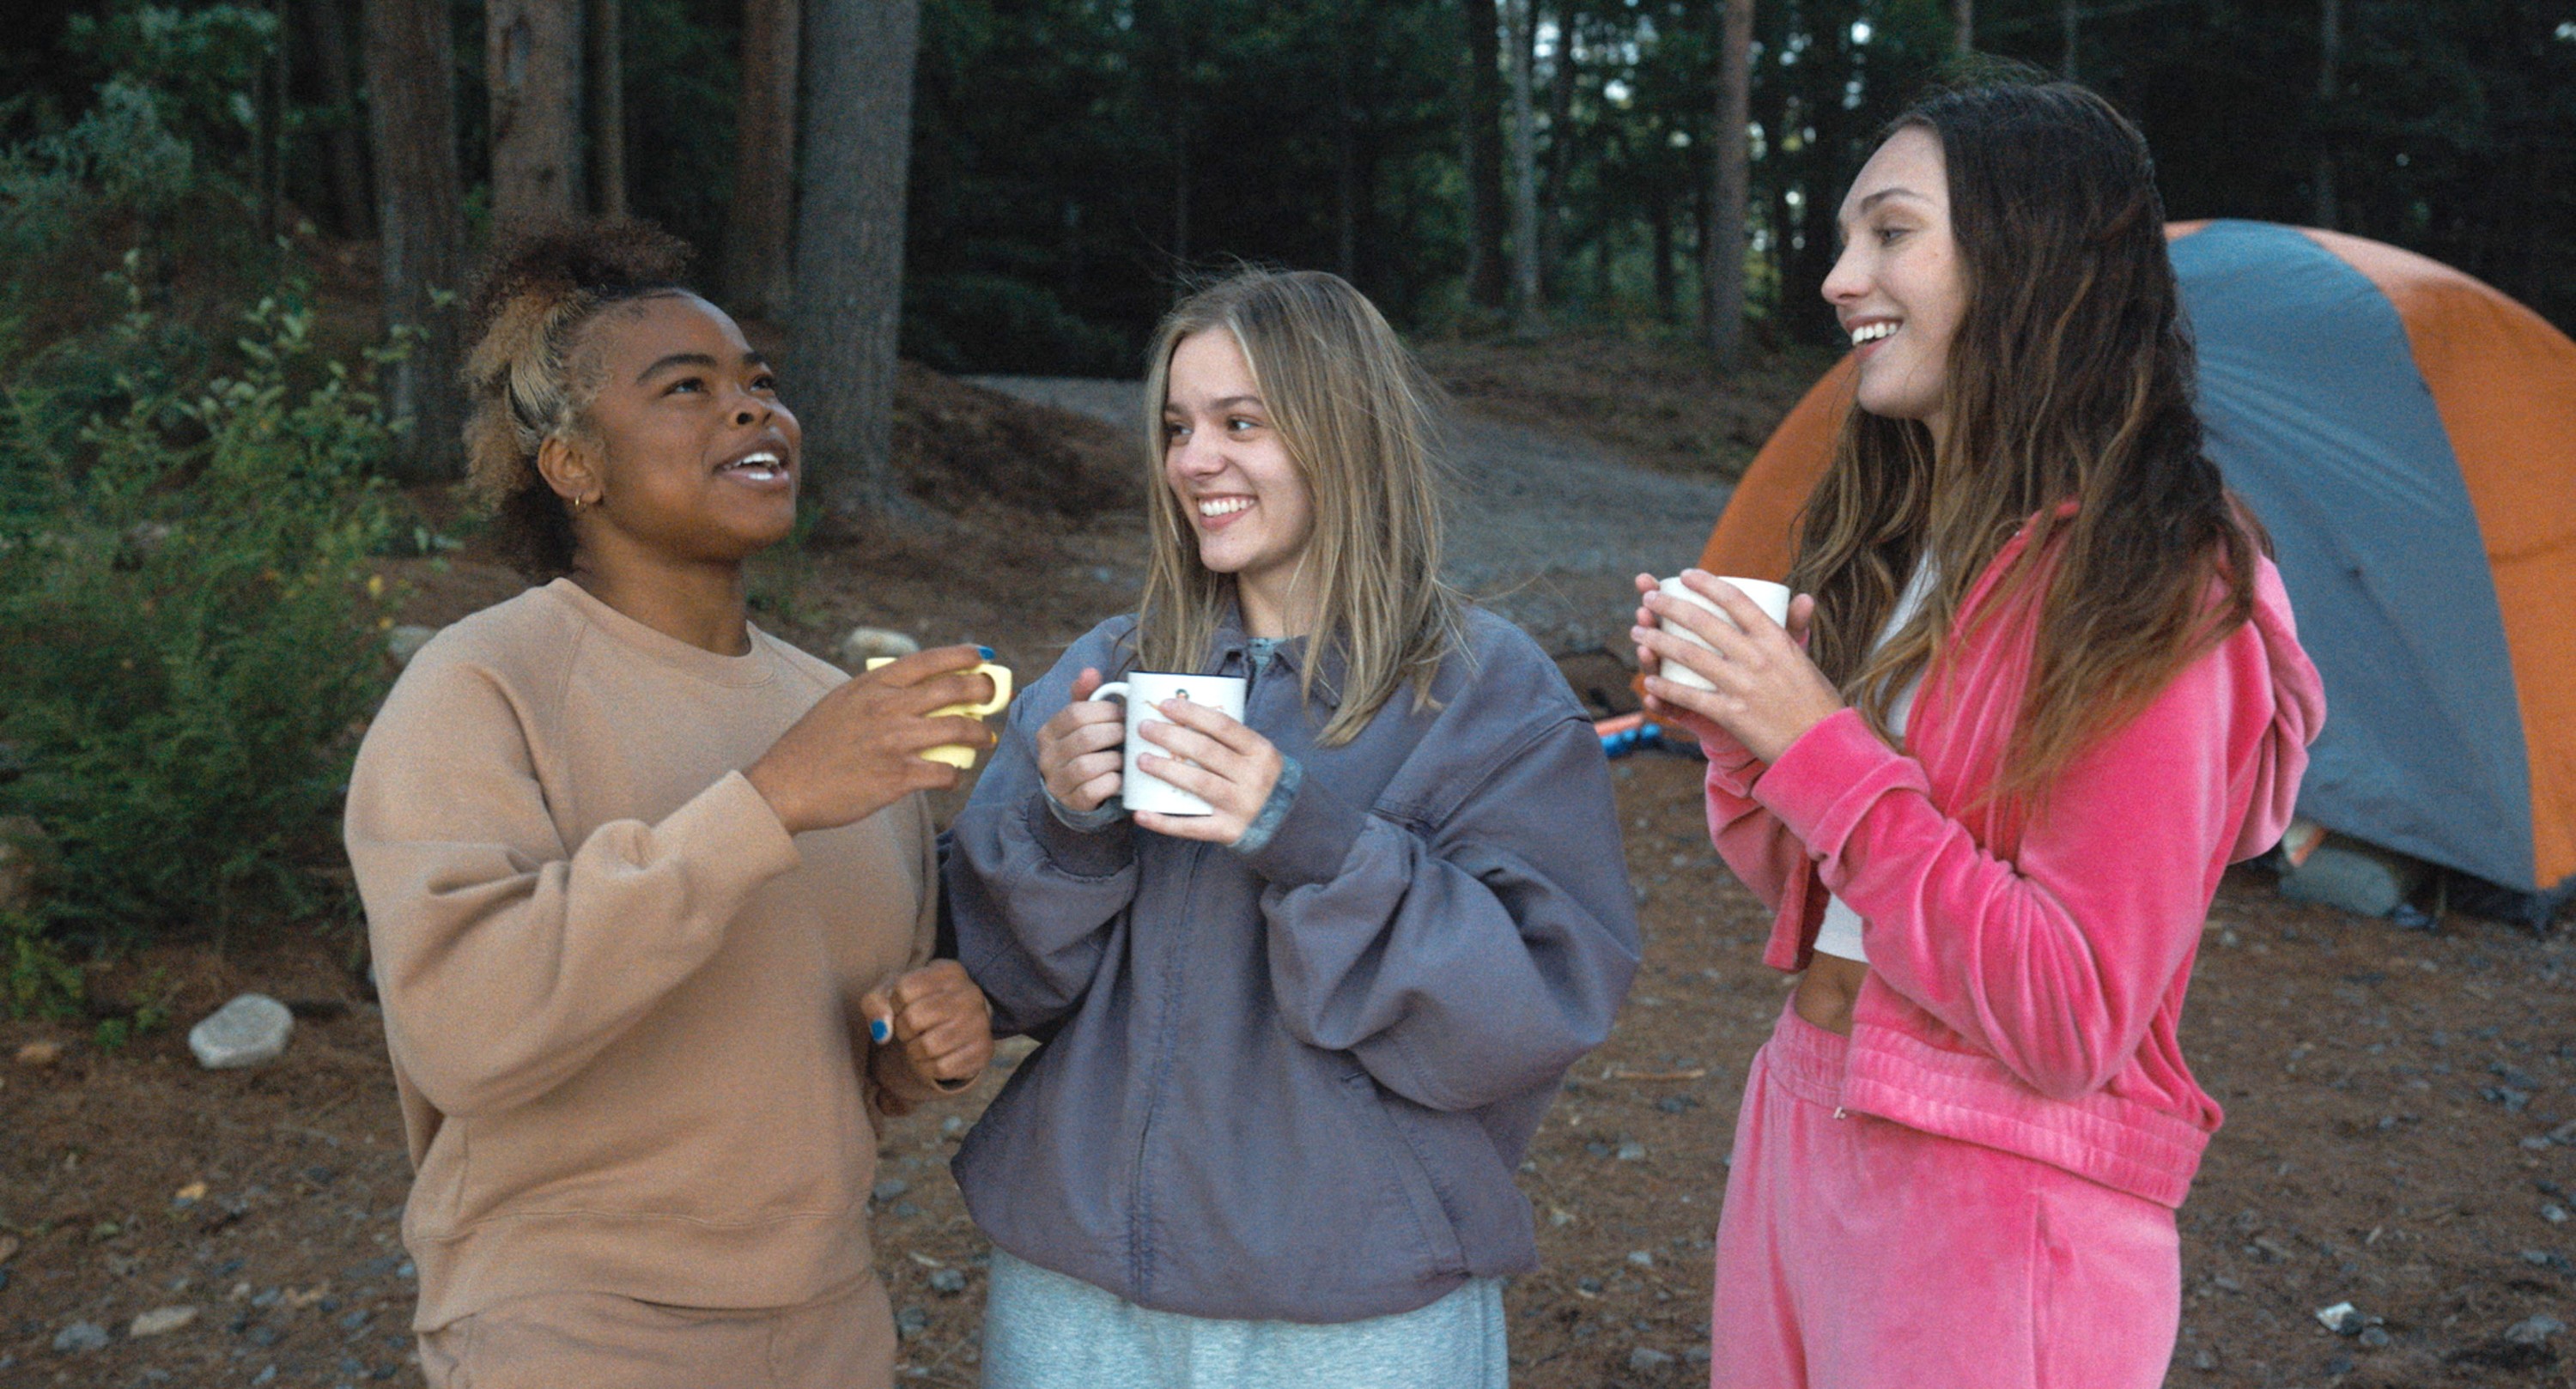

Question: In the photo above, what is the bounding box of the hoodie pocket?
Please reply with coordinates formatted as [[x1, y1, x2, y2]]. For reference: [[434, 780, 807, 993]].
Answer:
[[1342, 1071, 1470, 1277]]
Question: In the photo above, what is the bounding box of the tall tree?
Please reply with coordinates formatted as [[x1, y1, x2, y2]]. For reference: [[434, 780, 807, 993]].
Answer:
[[586, 0, 627, 216], [1540, 6, 1580, 294], [486, 0, 584, 225], [1459, 0, 1509, 309], [301, 0, 373, 236], [793, 0, 923, 518], [1953, 0, 1972, 52], [361, 0, 468, 480], [1704, 0, 1753, 367], [1504, 0, 1543, 334], [2312, 0, 2340, 228], [1334, 12, 1359, 281], [723, 0, 800, 320]]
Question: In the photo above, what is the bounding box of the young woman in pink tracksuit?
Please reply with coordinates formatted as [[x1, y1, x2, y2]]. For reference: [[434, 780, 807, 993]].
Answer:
[[1630, 82, 2327, 1388]]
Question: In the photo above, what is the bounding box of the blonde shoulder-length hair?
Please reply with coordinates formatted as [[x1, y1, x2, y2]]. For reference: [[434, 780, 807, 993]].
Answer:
[[1133, 269, 1467, 748]]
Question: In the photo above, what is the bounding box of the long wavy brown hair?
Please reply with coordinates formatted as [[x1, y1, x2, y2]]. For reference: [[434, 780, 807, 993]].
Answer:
[[1787, 81, 2264, 807]]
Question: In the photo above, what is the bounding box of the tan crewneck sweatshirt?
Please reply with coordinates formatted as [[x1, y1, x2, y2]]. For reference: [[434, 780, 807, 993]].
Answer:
[[344, 578, 933, 1333]]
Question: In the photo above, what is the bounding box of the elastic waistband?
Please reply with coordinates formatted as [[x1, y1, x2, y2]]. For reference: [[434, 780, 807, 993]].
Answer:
[[1759, 997, 1850, 1107]]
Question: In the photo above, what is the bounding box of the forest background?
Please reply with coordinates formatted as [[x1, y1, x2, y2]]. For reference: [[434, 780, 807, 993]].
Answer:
[[1, 0, 2572, 995]]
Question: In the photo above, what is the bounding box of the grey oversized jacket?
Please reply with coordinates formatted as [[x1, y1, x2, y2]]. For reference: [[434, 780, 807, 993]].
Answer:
[[945, 607, 1640, 1323]]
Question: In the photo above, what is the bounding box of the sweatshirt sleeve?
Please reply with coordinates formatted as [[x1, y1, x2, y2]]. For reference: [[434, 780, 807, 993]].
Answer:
[[1242, 703, 1642, 1114], [1751, 630, 2271, 1101], [344, 653, 802, 1119], [945, 639, 1140, 1036]]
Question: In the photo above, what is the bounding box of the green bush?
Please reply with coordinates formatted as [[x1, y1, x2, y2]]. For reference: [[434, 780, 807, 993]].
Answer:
[[0, 261, 398, 953]]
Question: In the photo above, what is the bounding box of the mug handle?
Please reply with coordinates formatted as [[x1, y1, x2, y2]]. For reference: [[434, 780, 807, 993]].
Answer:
[[966, 664, 1014, 716], [1090, 681, 1129, 704]]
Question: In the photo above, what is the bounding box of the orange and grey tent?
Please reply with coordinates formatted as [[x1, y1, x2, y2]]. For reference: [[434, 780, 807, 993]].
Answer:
[[1699, 220, 2576, 908]]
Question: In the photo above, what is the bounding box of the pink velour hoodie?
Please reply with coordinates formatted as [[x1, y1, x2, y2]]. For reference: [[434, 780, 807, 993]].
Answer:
[[1701, 518, 2325, 1208]]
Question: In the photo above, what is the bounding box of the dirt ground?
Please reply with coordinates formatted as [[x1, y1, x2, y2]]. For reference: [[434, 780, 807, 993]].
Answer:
[[6, 363, 2573, 1388], [1414, 329, 1832, 482]]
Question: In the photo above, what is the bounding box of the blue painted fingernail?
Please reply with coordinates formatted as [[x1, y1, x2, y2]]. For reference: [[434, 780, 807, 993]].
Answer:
[[977, 646, 995, 659], [868, 1017, 891, 1043]]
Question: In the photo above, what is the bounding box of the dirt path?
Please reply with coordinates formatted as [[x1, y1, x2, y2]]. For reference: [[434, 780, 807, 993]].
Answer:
[[965, 376, 1731, 656]]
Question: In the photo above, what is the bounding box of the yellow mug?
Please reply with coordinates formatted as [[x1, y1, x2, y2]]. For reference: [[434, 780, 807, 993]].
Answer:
[[866, 658, 1013, 768]]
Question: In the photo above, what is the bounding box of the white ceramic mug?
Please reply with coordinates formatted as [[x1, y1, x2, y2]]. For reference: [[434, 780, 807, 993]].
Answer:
[[1653, 575, 1793, 692], [1090, 672, 1250, 816]]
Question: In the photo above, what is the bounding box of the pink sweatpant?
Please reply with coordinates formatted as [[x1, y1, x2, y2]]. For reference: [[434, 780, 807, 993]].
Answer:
[[1709, 1004, 2180, 1389]]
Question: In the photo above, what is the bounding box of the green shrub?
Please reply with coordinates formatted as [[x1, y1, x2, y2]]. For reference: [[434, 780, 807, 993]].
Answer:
[[0, 262, 398, 949], [3, 908, 84, 1020]]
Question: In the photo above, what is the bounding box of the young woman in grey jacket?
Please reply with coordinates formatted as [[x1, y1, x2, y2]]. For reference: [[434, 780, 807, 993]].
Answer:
[[944, 269, 1642, 1387]]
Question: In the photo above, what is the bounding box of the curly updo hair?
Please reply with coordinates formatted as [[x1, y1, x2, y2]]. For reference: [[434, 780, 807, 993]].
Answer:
[[461, 219, 696, 579]]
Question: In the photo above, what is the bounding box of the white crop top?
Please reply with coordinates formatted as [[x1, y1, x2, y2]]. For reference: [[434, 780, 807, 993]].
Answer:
[[1811, 561, 1938, 965]]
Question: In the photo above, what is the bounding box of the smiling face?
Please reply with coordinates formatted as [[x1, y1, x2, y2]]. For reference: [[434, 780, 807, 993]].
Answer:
[[1824, 125, 1967, 437], [548, 292, 800, 566], [1161, 329, 1316, 634]]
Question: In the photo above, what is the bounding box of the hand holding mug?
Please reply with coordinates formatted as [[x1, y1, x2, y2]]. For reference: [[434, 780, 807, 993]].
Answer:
[[1036, 668, 1128, 813], [1631, 571, 1844, 763], [744, 645, 1001, 834], [1129, 694, 1285, 846]]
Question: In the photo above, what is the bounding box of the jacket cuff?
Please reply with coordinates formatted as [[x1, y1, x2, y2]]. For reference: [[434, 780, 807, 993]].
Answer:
[[1752, 707, 1927, 862], [1697, 724, 1767, 799], [1237, 759, 1366, 888], [1025, 792, 1134, 879], [1224, 756, 1303, 858], [1045, 790, 1129, 834]]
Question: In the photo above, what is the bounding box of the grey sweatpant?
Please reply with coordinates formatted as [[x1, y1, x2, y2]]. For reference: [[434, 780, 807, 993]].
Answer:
[[979, 1248, 1510, 1389]]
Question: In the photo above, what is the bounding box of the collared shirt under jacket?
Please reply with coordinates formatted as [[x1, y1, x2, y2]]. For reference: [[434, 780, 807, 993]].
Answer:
[[945, 607, 1641, 1324]]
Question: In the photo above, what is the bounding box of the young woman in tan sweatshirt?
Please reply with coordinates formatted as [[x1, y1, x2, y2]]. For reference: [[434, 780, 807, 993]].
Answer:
[[343, 222, 995, 1389]]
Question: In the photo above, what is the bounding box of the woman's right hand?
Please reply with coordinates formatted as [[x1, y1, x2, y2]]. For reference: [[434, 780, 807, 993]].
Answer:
[[744, 645, 999, 835], [1631, 573, 1819, 751], [1036, 668, 1127, 813]]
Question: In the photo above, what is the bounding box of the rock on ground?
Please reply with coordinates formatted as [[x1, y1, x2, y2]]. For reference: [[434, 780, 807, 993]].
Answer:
[[838, 627, 922, 670], [386, 625, 440, 668], [129, 1305, 197, 1337], [188, 993, 295, 1070]]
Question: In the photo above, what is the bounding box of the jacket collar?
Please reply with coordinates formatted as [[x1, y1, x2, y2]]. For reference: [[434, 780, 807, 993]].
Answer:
[[1210, 600, 1346, 710]]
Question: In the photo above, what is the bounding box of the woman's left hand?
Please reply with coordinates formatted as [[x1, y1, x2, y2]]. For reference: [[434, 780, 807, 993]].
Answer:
[[861, 961, 994, 1109], [1131, 698, 1285, 846], [1633, 571, 1846, 763]]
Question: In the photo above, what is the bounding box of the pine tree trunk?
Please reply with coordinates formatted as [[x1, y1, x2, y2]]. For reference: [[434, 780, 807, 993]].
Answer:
[[361, 0, 468, 480], [723, 0, 800, 319], [586, 0, 626, 216], [1504, 0, 1544, 335], [1704, 0, 1753, 367], [1461, 0, 1509, 310], [303, 0, 373, 236], [1334, 22, 1358, 282], [1953, 0, 1972, 52], [1649, 182, 1674, 322], [793, 0, 923, 519], [1541, 7, 1578, 297], [487, 0, 584, 227], [2313, 0, 2340, 228]]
